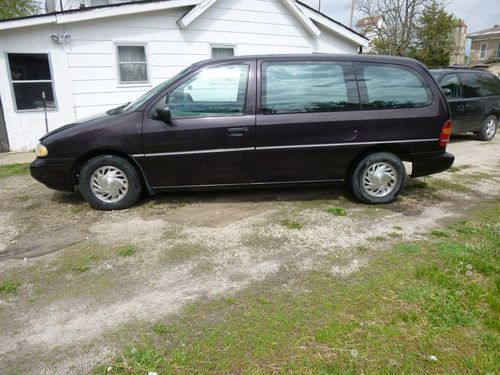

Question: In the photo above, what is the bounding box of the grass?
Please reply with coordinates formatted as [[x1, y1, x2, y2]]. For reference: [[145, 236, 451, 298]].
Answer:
[[0, 163, 30, 179], [281, 219, 302, 230], [326, 207, 347, 216], [94, 204, 500, 374], [0, 280, 21, 294], [116, 245, 135, 257], [447, 164, 472, 173]]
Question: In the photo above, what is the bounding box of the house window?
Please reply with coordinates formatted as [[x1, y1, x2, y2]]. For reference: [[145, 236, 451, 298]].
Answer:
[[116, 44, 148, 83], [496, 43, 500, 58], [7, 53, 56, 111], [91, 0, 108, 6], [480, 43, 487, 59], [211, 46, 234, 58]]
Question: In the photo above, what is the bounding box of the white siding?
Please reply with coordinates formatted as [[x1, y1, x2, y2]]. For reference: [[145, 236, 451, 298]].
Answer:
[[0, 0, 360, 150]]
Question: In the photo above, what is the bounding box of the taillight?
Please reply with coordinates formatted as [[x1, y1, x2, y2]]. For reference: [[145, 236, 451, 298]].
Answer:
[[438, 119, 452, 148]]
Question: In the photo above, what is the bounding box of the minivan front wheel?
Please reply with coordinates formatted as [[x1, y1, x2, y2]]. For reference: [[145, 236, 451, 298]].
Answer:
[[79, 155, 142, 210], [350, 152, 406, 204], [477, 115, 497, 141]]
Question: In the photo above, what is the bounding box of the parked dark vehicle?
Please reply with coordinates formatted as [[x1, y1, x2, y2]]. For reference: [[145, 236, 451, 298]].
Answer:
[[431, 68, 500, 141], [31, 54, 454, 210]]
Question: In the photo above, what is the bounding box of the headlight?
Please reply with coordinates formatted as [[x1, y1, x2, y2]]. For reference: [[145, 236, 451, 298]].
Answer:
[[35, 143, 48, 158]]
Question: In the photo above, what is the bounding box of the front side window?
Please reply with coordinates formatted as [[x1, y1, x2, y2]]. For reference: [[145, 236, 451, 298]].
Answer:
[[356, 63, 432, 110], [261, 62, 358, 114], [7, 53, 56, 111], [480, 43, 487, 59], [116, 45, 148, 83], [166, 64, 248, 118], [440, 73, 462, 98]]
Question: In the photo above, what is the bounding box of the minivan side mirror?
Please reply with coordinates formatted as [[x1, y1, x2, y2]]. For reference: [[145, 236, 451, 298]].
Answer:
[[156, 105, 172, 124], [442, 88, 452, 98]]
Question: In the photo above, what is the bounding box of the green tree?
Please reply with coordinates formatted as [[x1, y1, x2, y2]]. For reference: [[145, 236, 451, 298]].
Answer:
[[408, 1, 458, 67], [0, 0, 40, 20]]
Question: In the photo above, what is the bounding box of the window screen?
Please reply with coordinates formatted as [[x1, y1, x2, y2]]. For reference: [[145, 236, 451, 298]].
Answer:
[[261, 62, 358, 114], [357, 63, 432, 109], [212, 47, 234, 58], [166, 64, 248, 118], [117, 45, 148, 83], [8, 53, 56, 111]]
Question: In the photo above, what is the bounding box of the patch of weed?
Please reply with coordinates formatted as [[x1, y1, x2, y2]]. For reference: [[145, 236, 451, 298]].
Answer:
[[0, 280, 21, 293], [326, 207, 347, 216], [0, 163, 30, 179], [116, 245, 135, 257], [431, 230, 450, 238], [281, 219, 302, 230], [447, 164, 471, 173]]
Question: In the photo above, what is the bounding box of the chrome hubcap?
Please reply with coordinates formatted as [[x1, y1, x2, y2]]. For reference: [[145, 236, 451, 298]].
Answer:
[[485, 118, 496, 138], [90, 166, 129, 203], [362, 162, 397, 197]]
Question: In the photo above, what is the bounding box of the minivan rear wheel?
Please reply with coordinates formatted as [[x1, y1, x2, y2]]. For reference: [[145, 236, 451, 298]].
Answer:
[[79, 155, 142, 210], [477, 115, 497, 141], [350, 152, 406, 204]]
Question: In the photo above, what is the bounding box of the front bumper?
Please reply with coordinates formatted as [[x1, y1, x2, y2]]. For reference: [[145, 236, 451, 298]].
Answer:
[[30, 157, 74, 192], [411, 151, 455, 178]]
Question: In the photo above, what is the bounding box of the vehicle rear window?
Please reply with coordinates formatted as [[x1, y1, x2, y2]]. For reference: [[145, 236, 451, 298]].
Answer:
[[261, 61, 359, 114], [356, 63, 432, 110]]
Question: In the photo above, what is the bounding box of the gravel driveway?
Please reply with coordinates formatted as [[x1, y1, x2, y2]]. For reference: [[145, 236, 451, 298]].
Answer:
[[0, 135, 499, 374]]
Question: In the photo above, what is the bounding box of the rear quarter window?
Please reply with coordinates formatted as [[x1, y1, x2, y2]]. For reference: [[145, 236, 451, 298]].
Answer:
[[355, 63, 433, 110]]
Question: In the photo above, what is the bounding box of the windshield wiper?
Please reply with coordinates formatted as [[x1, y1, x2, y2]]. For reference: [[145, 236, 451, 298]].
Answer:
[[106, 102, 131, 115]]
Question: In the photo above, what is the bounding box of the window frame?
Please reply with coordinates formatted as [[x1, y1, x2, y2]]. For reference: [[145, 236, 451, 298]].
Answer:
[[210, 44, 236, 59], [149, 62, 251, 120], [259, 59, 360, 115], [479, 43, 487, 60], [114, 42, 150, 86], [5, 51, 58, 113], [354, 61, 434, 111]]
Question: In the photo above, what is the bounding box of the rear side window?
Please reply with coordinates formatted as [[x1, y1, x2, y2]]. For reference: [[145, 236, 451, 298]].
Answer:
[[355, 63, 432, 109], [459, 73, 483, 98], [261, 61, 359, 114], [477, 74, 500, 96], [439, 73, 462, 98]]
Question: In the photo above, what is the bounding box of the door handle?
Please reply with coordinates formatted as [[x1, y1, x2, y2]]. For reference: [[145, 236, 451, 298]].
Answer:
[[227, 127, 249, 136]]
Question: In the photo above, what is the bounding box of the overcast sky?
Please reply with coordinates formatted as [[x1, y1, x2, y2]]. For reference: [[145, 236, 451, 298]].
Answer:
[[301, 0, 499, 33]]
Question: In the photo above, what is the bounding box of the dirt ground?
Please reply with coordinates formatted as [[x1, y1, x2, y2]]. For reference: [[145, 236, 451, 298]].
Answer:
[[0, 135, 499, 374]]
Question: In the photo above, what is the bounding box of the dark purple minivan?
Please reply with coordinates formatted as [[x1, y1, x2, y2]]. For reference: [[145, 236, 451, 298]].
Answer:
[[31, 54, 454, 210]]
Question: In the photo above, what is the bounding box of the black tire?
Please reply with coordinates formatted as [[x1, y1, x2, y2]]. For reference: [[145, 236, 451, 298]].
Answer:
[[477, 115, 497, 141], [79, 155, 142, 210], [350, 152, 406, 204]]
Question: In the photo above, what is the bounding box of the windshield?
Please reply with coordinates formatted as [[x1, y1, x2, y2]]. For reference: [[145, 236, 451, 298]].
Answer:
[[122, 65, 195, 112]]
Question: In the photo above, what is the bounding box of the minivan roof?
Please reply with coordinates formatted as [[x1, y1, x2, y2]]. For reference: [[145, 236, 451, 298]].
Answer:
[[194, 53, 425, 67], [430, 68, 492, 77]]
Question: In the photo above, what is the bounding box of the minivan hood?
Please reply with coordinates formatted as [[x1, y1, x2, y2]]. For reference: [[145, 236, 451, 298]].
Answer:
[[40, 112, 111, 141]]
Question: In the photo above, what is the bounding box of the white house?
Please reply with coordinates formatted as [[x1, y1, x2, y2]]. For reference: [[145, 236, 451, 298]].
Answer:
[[0, 0, 368, 151]]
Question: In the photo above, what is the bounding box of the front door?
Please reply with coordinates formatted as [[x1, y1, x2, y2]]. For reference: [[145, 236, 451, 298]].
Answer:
[[0, 98, 10, 152], [438, 73, 467, 132], [140, 60, 256, 188], [458, 72, 488, 131]]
